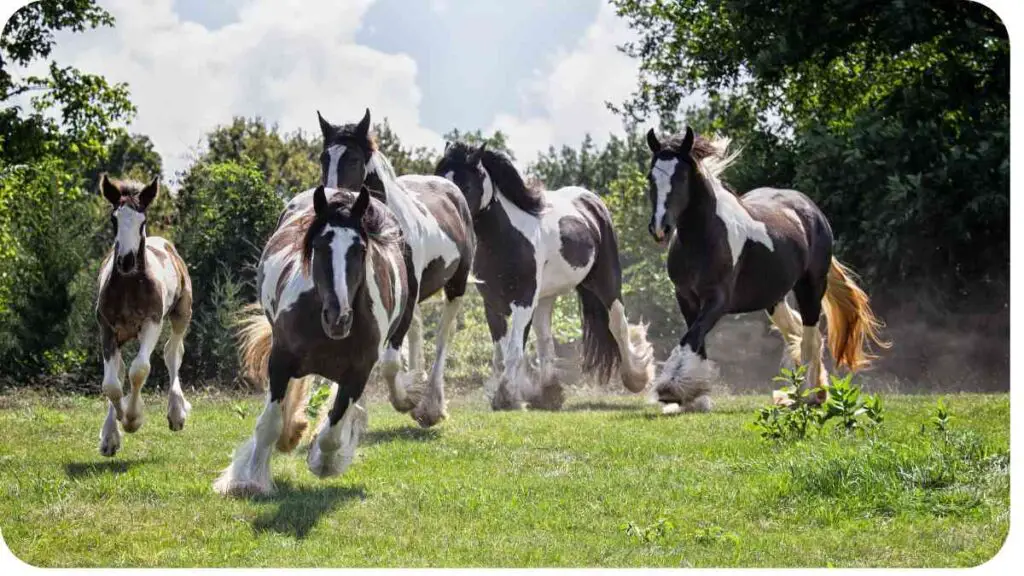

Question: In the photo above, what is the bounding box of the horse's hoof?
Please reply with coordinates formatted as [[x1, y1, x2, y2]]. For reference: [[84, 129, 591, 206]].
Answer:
[[213, 478, 273, 498], [167, 415, 185, 431], [411, 405, 447, 429], [99, 436, 121, 457], [122, 415, 144, 434]]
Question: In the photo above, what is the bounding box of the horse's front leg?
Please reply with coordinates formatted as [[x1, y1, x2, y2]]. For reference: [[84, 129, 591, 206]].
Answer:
[[308, 364, 371, 478], [412, 295, 462, 427], [214, 351, 291, 497], [490, 303, 537, 411], [655, 288, 728, 413], [122, 320, 161, 433], [163, 319, 191, 431], [528, 296, 564, 410], [381, 287, 421, 413], [99, 325, 123, 457]]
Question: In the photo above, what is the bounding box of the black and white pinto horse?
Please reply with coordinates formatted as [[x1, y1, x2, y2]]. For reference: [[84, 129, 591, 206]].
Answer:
[[95, 175, 193, 457], [316, 109, 474, 427], [645, 127, 889, 413], [214, 185, 410, 496], [436, 142, 654, 410]]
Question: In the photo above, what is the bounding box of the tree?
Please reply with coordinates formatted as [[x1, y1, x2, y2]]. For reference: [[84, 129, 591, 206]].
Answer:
[[612, 0, 1009, 299], [203, 117, 320, 198]]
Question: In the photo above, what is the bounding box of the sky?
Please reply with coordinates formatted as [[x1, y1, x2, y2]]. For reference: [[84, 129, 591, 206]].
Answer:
[[9, 0, 643, 181]]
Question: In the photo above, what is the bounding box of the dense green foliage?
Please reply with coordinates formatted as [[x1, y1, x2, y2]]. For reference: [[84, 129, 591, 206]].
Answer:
[[612, 0, 1009, 300], [0, 392, 1008, 567]]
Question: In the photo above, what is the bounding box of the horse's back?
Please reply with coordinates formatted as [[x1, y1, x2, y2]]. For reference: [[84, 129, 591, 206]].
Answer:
[[740, 187, 832, 248]]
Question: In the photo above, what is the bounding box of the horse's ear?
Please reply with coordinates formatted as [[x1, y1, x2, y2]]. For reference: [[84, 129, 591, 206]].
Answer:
[[352, 185, 371, 222], [646, 128, 661, 153], [139, 177, 159, 210], [355, 108, 371, 139], [468, 142, 487, 165], [100, 173, 121, 206], [317, 110, 333, 139], [680, 126, 695, 154], [313, 185, 327, 216], [444, 140, 451, 154]]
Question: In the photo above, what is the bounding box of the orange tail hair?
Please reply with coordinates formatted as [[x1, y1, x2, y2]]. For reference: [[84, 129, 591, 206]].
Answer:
[[822, 258, 892, 371]]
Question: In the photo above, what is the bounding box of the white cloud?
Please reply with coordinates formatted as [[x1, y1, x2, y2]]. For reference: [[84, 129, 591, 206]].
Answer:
[[27, 0, 441, 183], [488, 2, 640, 165]]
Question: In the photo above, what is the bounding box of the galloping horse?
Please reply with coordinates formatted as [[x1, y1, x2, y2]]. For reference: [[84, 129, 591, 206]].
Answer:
[[436, 142, 654, 410], [644, 127, 889, 412], [316, 109, 474, 427], [214, 185, 410, 496], [96, 175, 193, 457]]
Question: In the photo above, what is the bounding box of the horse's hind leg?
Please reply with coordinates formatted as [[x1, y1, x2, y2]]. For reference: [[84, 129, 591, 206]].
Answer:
[[382, 275, 420, 414], [793, 275, 829, 402], [767, 298, 804, 369], [528, 296, 564, 410], [164, 300, 192, 431], [123, 320, 161, 434], [99, 324, 123, 457]]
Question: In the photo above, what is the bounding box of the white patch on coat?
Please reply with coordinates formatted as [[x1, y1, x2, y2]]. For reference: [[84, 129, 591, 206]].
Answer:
[[479, 162, 495, 208], [324, 144, 346, 188], [364, 247, 404, 355], [368, 153, 461, 282], [114, 206, 146, 257], [327, 227, 358, 317], [651, 158, 678, 232], [145, 237, 180, 316], [702, 169, 774, 266]]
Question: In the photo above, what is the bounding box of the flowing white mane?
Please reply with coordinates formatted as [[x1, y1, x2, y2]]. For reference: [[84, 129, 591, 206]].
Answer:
[[695, 135, 742, 181]]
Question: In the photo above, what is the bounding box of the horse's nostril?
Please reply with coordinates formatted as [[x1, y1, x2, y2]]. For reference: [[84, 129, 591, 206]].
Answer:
[[648, 222, 656, 236]]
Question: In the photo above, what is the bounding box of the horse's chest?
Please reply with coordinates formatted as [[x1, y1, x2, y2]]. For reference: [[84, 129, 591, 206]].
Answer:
[[98, 277, 163, 344]]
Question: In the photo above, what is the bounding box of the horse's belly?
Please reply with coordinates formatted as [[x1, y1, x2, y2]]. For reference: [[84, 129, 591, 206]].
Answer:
[[538, 256, 590, 299]]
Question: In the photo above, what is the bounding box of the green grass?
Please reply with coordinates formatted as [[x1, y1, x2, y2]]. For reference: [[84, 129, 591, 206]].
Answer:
[[0, 391, 1009, 567]]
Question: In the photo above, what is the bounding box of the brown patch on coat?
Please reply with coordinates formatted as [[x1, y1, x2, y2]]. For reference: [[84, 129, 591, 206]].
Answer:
[[265, 211, 315, 259]]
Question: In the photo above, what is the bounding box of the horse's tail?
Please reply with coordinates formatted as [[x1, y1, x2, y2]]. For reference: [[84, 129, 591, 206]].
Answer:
[[576, 287, 621, 386], [822, 258, 891, 371], [236, 303, 310, 453]]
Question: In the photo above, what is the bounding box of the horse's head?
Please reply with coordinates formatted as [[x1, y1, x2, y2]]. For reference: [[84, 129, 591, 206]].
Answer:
[[302, 184, 376, 340], [100, 174, 159, 275], [435, 140, 493, 215], [318, 108, 380, 192], [645, 126, 696, 245]]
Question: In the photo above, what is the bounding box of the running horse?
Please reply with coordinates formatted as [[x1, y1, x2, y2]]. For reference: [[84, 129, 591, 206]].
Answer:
[[214, 185, 411, 496], [316, 109, 474, 427], [436, 142, 655, 410], [644, 127, 890, 412], [95, 175, 193, 457]]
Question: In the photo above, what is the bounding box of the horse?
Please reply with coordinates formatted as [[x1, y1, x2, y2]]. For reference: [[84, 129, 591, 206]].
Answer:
[[316, 109, 475, 427], [95, 175, 193, 457], [644, 126, 890, 412], [214, 185, 411, 497], [435, 141, 655, 410]]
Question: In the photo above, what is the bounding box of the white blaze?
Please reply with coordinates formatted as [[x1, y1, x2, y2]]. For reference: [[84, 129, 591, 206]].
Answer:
[[327, 227, 359, 315], [651, 158, 678, 231], [479, 162, 496, 208], [325, 145, 346, 188], [115, 206, 146, 256]]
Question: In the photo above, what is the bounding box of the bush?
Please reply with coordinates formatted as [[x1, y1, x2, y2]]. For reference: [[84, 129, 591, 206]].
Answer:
[[173, 160, 283, 384]]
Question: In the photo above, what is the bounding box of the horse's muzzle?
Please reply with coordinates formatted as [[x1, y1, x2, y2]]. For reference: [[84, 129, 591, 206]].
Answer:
[[649, 222, 670, 246], [321, 308, 353, 340], [116, 253, 138, 275]]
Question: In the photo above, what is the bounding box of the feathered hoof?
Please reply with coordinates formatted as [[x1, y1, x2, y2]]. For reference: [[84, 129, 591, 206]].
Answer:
[[660, 395, 713, 415], [528, 383, 565, 411], [212, 470, 274, 498], [652, 345, 717, 413], [387, 371, 422, 413], [621, 322, 656, 393], [411, 394, 448, 429], [276, 416, 309, 453]]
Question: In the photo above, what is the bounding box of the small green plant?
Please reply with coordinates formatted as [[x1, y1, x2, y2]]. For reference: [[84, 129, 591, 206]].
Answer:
[[621, 517, 676, 545], [751, 366, 884, 441], [306, 378, 333, 419], [930, 398, 952, 433]]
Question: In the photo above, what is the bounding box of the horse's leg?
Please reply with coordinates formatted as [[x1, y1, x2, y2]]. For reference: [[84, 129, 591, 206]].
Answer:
[[213, 351, 291, 497], [382, 278, 420, 414], [767, 299, 804, 369], [498, 303, 536, 410], [411, 295, 461, 428], [793, 276, 828, 403], [308, 364, 371, 478], [122, 320, 161, 433], [164, 302, 192, 431], [99, 324, 123, 457], [654, 288, 728, 413], [528, 296, 564, 410], [407, 305, 424, 374]]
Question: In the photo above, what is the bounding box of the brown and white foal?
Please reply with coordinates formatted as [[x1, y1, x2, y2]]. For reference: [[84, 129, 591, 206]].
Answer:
[[96, 175, 193, 457]]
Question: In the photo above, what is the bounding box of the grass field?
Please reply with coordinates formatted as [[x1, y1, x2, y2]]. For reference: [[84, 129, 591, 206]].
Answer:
[[0, 390, 1009, 568]]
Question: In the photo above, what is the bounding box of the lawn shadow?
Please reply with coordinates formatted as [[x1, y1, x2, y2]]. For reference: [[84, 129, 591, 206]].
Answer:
[[363, 425, 440, 446], [562, 400, 647, 412], [64, 457, 154, 479], [251, 479, 365, 539]]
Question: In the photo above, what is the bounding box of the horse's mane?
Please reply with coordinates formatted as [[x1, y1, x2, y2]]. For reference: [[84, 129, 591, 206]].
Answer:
[[480, 148, 545, 215], [667, 132, 742, 195], [106, 177, 149, 209], [300, 189, 403, 275], [325, 123, 379, 152]]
